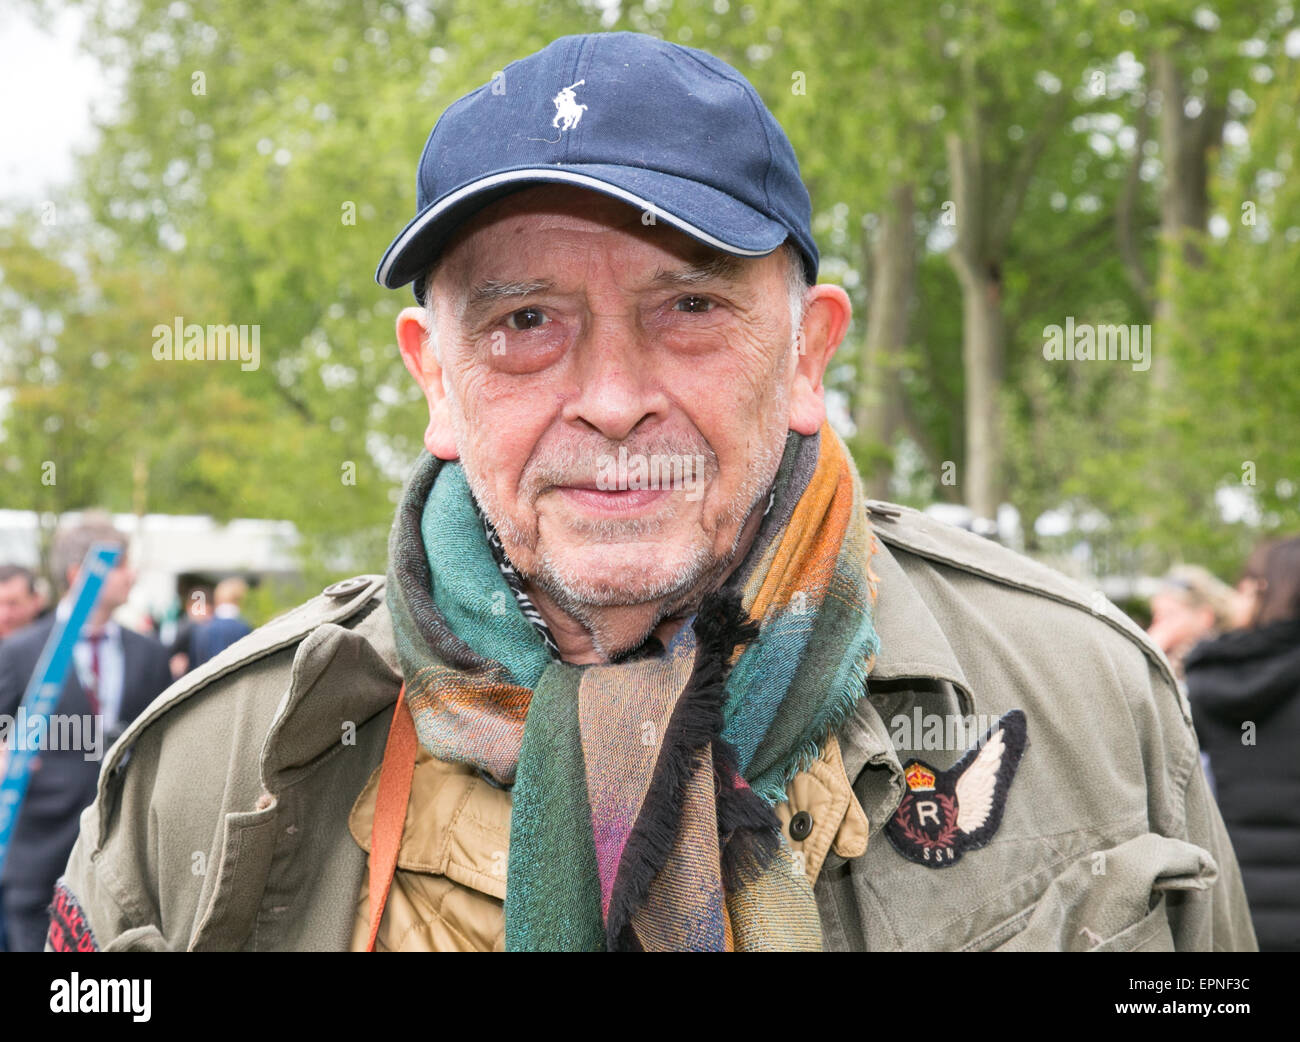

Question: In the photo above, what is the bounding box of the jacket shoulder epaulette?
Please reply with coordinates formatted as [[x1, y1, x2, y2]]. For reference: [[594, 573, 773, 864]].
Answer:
[[864, 499, 1183, 713]]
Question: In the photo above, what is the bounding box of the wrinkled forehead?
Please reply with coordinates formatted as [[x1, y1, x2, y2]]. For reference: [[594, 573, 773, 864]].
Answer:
[[430, 183, 749, 298]]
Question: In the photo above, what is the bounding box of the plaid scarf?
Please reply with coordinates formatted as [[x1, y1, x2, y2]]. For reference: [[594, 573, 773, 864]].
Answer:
[[385, 420, 881, 951]]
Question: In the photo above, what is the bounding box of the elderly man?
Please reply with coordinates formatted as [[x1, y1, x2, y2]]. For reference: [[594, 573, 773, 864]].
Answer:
[[55, 32, 1253, 952]]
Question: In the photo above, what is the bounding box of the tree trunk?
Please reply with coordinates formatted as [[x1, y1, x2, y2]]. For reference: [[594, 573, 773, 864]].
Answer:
[[854, 182, 916, 500], [943, 59, 1062, 525], [958, 267, 1005, 522], [1155, 51, 1214, 260], [1152, 49, 1225, 385], [945, 127, 1005, 523]]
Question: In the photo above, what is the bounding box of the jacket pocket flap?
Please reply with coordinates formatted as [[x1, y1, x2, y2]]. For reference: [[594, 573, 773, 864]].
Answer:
[[348, 749, 510, 900], [993, 833, 1217, 951]]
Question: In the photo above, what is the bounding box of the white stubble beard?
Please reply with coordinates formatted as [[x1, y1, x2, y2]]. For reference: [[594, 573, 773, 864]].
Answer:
[[455, 416, 788, 628]]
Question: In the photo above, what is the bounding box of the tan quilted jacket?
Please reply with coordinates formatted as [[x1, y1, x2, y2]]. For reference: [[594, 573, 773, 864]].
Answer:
[[346, 734, 869, 951]]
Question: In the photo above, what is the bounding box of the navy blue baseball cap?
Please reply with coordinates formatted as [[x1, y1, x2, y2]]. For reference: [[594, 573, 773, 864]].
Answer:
[[376, 32, 818, 302]]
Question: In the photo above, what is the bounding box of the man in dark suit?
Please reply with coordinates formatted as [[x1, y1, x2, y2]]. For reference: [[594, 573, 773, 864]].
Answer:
[[188, 577, 253, 669], [0, 515, 172, 951]]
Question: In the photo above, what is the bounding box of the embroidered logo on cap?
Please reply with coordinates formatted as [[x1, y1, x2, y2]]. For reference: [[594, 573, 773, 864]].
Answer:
[[551, 79, 588, 132], [885, 709, 1027, 868]]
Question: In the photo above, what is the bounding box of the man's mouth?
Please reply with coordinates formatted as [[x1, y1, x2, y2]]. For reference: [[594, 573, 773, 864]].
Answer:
[[553, 484, 670, 514]]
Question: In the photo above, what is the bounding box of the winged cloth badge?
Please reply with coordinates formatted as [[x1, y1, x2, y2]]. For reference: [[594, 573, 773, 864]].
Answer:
[[885, 709, 1027, 868]]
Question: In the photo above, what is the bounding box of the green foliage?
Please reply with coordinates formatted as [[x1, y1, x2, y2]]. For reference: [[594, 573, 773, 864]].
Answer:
[[2, 0, 1297, 608]]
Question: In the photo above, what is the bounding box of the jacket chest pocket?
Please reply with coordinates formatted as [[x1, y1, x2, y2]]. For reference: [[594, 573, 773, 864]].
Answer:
[[818, 827, 1215, 952], [348, 751, 512, 951], [988, 833, 1215, 952]]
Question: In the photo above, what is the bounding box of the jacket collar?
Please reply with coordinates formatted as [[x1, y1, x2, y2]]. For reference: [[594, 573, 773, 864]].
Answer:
[[824, 527, 981, 841], [866, 531, 975, 714]]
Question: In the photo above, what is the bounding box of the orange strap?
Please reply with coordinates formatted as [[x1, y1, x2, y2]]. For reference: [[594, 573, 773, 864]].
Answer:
[[365, 685, 417, 952]]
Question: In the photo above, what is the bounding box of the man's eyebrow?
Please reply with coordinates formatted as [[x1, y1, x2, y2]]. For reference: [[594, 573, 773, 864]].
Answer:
[[459, 255, 745, 312], [647, 254, 747, 287], [463, 278, 555, 313]]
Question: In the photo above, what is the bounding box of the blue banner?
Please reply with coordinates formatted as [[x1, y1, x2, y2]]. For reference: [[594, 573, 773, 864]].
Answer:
[[0, 543, 122, 872]]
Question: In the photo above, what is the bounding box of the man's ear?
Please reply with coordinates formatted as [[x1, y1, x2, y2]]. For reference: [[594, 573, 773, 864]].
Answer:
[[396, 306, 459, 460], [787, 284, 851, 436]]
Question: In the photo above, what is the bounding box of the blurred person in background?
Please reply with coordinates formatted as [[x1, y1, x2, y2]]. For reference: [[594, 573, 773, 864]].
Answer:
[[0, 563, 43, 947], [188, 578, 253, 669], [1148, 565, 1238, 802], [1185, 535, 1300, 952], [1147, 564, 1238, 688], [166, 586, 212, 679], [0, 566, 46, 643], [0, 514, 172, 951], [1227, 539, 1277, 631]]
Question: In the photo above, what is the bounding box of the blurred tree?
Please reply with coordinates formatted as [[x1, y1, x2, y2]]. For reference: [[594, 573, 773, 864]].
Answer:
[[2, 0, 1296, 606], [3, 0, 606, 602]]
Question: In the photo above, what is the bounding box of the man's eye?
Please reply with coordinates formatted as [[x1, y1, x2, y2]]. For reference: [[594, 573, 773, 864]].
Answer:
[[673, 295, 714, 313], [505, 307, 548, 330]]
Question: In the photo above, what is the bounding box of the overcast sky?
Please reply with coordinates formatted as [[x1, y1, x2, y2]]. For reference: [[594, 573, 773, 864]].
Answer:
[[0, 4, 106, 205]]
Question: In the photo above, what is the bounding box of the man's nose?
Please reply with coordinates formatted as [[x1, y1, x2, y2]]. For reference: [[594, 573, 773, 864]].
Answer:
[[563, 315, 667, 442]]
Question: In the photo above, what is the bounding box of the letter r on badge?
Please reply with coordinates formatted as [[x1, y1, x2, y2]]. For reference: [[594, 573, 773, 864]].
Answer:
[[916, 800, 940, 826]]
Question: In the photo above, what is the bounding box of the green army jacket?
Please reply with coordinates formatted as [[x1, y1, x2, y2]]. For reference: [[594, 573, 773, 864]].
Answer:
[[58, 501, 1257, 951]]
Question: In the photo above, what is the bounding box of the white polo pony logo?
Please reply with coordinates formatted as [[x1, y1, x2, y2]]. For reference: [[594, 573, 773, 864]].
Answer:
[[551, 79, 587, 132]]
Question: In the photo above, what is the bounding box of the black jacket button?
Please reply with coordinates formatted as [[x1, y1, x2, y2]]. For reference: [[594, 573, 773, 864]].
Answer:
[[789, 810, 814, 841]]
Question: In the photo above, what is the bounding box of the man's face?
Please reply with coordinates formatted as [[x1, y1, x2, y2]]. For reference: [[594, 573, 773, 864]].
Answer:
[[0, 575, 41, 638], [68, 555, 134, 616], [405, 185, 826, 617], [102, 560, 135, 611]]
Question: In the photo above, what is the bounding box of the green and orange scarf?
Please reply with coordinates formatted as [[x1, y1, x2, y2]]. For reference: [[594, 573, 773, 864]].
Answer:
[[385, 420, 881, 950]]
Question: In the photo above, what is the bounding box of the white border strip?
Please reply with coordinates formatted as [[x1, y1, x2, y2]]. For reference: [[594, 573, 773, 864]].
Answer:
[[377, 168, 775, 286]]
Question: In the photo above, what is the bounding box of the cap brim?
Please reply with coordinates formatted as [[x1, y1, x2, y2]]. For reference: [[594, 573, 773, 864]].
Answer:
[[375, 165, 790, 298]]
